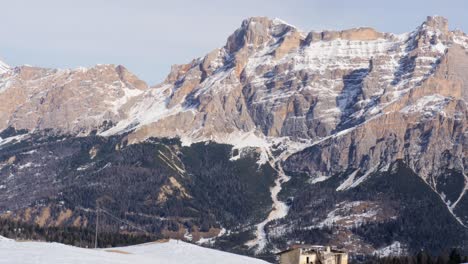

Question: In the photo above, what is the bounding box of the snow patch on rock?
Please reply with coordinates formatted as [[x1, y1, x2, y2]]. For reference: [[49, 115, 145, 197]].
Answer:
[[375, 241, 406, 257], [400, 94, 450, 117], [0, 60, 9, 74], [316, 201, 381, 229]]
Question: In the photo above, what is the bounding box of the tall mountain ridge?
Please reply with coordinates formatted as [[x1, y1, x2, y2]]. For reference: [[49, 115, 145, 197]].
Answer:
[[0, 16, 467, 259]]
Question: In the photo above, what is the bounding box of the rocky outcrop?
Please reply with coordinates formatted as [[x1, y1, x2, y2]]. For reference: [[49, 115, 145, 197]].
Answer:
[[0, 65, 147, 134], [284, 40, 468, 222], [306, 27, 386, 43]]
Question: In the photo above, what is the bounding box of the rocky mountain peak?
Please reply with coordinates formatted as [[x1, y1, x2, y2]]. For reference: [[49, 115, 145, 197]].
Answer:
[[423, 15, 449, 33], [110, 15, 467, 145], [115, 65, 148, 90], [225, 16, 297, 53], [398, 15, 451, 63], [412, 15, 451, 46]]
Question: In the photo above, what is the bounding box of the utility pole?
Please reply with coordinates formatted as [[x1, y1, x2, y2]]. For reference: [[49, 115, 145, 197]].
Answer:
[[95, 206, 99, 249]]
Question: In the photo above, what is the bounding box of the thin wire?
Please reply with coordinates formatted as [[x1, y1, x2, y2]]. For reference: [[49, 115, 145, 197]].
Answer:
[[98, 207, 152, 236]]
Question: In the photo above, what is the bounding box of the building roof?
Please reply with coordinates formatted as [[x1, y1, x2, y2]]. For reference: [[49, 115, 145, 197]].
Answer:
[[276, 245, 347, 255]]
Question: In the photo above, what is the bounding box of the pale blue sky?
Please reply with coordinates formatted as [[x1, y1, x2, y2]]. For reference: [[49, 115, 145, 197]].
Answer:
[[1, 0, 467, 84]]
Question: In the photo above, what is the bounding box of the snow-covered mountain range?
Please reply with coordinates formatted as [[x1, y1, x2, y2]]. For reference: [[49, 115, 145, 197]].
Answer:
[[0, 15, 467, 258]]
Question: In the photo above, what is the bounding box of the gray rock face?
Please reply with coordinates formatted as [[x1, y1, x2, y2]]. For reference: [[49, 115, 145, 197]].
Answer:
[[1, 16, 463, 146], [0, 65, 147, 135]]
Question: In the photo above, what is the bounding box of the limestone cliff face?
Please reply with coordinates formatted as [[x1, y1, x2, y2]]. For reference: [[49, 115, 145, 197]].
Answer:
[[284, 52, 467, 183], [103, 16, 465, 146], [0, 65, 147, 135], [1, 16, 461, 145], [281, 18, 468, 223]]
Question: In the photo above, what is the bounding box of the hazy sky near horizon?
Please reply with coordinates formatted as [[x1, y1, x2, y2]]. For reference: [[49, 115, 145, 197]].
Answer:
[[1, 0, 467, 84]]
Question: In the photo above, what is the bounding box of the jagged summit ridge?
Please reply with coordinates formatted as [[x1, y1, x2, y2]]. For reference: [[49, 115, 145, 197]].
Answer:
[[225, 17, 298, 53], [423, 15, 449, 33], [107, 15, 461, 143], [227, 16, 391, 51], [1, 15, 463, 145], [0, 15, 464, 145]]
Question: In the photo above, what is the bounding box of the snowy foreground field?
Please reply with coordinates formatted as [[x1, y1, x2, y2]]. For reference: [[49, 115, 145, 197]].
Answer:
[[0, 236, 269, 264]]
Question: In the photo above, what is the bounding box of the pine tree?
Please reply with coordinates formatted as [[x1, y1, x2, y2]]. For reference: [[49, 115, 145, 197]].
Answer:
[[448, 249, 461, 264]]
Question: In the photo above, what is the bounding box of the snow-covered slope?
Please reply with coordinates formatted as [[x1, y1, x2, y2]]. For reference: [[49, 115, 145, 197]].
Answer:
[[0, 60, 9, 74], [0, 236, 11, 242], [0, 237, 270, 264]]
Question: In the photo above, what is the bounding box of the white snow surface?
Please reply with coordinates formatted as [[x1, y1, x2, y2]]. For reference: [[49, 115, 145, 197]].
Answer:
[[375, 241, 406, 257], [336, 170, 360, 191], [246, 138, 312, 253], [336, 165, 379, 191], [400, 94, 450, 117], [316, 201, 380, 228], [0, 60, 9, 74], [197, 228, 227, 246], [99, 84, 179, 136], [453, 34, 468, 49], [0, 237, 269, 264], [0, 236, 11, 242], [0, 134, 28, 148]]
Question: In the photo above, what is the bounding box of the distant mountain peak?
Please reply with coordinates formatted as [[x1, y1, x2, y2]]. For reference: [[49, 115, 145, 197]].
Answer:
[[423, 15, 449, 33], [225, 16, 298, 53]]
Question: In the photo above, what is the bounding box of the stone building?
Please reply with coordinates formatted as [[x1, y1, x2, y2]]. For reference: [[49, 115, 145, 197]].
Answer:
[[277, 245, 348, 264]]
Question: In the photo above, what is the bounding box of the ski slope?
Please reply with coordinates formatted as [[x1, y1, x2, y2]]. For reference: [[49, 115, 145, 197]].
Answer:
[[0, 237, 270, 264]]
